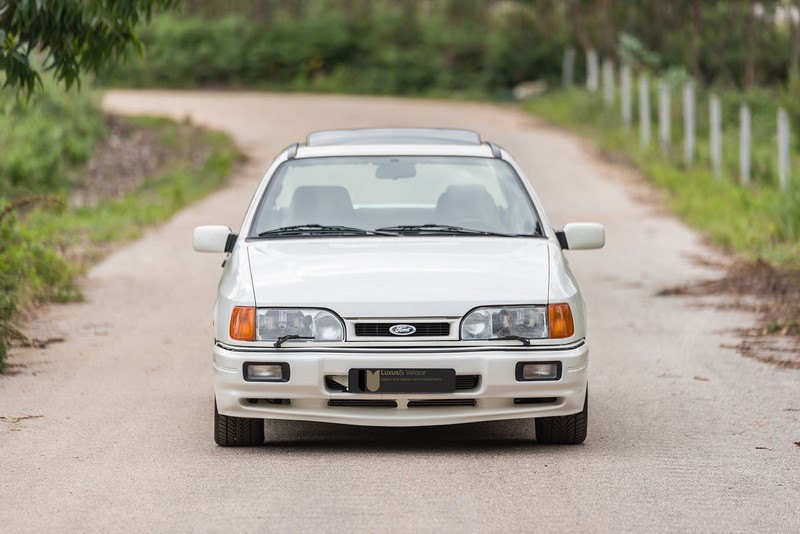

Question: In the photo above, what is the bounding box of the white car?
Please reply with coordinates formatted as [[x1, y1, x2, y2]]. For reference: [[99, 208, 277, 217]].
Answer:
[[193, 128, 604, 446]]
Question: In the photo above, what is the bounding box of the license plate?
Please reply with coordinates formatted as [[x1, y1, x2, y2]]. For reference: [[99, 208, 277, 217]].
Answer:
[[348, 368, 456, 393]]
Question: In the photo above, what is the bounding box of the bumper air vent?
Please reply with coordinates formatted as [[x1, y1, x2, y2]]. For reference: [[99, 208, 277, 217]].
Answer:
[[513, 397, 557, 405], [407, 399, 476, 408], [455, 375, 479, 390], [328, 400, 398, 408]]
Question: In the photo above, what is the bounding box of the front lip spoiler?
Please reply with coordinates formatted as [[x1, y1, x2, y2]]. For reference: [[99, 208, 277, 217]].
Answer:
[[214, 339, 586, 354]]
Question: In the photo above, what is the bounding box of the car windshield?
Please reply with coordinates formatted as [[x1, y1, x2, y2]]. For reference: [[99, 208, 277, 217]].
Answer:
[[249, 156, 541, 237]]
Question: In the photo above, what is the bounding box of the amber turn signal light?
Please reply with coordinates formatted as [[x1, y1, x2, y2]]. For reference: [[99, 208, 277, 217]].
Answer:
[[230, 306, 256, 341], [548, 303, 574, 338]]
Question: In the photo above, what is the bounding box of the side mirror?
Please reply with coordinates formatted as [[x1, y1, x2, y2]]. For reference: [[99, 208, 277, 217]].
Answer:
[[556, 222, 605, 250], [193, 226, 237, 253]]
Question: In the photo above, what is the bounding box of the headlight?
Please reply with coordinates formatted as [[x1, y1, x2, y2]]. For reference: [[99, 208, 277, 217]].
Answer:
[[460, 304, 573, 340], [229, 307, 345, 342], [256, 308, 344, 341]]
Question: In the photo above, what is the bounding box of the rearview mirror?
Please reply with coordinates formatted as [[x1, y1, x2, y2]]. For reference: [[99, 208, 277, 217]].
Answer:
[[557, 222, 605, 250], [375, 160, 416, 179], [193, 225, 236, 253]]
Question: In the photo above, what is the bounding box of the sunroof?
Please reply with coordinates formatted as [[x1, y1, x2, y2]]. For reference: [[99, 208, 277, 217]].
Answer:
[[306, 128, 482, 147]]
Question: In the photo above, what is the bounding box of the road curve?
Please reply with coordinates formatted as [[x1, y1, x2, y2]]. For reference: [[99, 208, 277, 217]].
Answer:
[[1, 91, 797, 533]]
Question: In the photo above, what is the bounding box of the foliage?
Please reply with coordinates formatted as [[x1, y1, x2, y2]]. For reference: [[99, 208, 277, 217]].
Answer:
[[98, 0, 800, 97], [0, 0, 176, 96], [0, 87, 238, 370], [98, 2, 569, 96], [525, 89, 800, 266], [0, 81, 106, 196], [617, 33, 659, 72]]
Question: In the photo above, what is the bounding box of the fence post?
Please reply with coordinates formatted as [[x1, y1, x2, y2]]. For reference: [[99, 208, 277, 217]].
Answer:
[[621, 64, 632, 127], [586, 49, 599, 91], [563, 47, 576, 88], [683, 83, 695, 165], [602, 58, 615, 108], [710, 95, 722, 180], [740, 104, 751, 185], [659, 81, 670, 154], [639, 75, 651, 147], [778, 108, 791, 191]]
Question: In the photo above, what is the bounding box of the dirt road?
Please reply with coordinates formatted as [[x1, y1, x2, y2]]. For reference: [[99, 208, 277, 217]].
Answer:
[[1, 91, 797, 532]]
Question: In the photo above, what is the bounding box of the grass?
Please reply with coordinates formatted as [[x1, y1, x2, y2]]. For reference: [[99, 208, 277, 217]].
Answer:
[[0, 95, 238, 371], [23, 117, 237, 267], [525, 89, 800, 267]]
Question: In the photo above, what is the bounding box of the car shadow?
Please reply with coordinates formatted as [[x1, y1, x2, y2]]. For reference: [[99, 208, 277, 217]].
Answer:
[[256, 418, 563, 453]]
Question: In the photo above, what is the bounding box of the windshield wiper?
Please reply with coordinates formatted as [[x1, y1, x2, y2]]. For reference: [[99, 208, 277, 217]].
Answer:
[[495, 335, 531, 346], [375, 224, 520, 237], [259, 224, 397, 237], [274, 334, 315, 348]]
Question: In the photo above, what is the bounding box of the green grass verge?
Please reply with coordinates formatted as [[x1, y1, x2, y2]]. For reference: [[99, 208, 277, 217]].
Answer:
[[0, 113, 238, 371], [25, 117, 238, 263], [525, 89, 800, 267]]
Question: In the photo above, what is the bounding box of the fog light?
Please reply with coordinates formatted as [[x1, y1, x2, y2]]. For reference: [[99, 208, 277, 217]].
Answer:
[[244, 363, 289, 382], [516, 362, 561, 381]]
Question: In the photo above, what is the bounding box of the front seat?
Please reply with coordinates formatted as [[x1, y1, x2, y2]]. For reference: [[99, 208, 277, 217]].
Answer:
[[434, 184, 498, 229], [285, 185, 355, 227]]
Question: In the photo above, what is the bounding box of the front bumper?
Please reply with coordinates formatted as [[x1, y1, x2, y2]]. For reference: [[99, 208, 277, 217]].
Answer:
[[213, 342, 588, 427]]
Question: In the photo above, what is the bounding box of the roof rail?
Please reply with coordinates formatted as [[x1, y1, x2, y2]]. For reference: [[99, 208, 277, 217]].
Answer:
[[306, 128, 482, 147]]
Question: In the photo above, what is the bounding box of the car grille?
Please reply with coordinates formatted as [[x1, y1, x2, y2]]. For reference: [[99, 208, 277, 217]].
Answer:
[[325, 374, 479, 391], [354, 322, 450, 337]]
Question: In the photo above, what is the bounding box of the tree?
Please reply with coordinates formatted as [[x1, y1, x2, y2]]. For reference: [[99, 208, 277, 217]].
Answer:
[[790, 0, 800, 81], [689, 0, 702, 81], [0, 0, 175, 95]]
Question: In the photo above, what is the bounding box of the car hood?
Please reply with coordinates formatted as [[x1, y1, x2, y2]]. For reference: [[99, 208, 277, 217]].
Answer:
[[246, 237, 551, 318]]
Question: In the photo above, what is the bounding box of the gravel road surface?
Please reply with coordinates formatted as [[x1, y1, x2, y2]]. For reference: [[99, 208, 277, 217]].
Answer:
[[1, 91, 797, 533]]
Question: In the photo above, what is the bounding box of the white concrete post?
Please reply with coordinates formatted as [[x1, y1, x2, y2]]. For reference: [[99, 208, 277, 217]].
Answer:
[[602, 58, 615, 108], [683, 83, 695, 165], [639, 75, 651, 147], [586, 48, 599, 91], [659, 81, 670, 154], [563, 47, 576, 88], [710, 95, 722, 180], [621, 64, 632, 128], [778, 108, 791, 191], [740, 104, 751, 185]]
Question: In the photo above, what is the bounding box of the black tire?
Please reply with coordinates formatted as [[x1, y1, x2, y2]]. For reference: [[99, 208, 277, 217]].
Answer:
[[214, 401, 264, 447], [535, 389, 588, 445]]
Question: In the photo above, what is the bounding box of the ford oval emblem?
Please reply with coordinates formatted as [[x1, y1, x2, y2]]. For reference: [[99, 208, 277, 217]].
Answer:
[[389, 324, 416, 336]]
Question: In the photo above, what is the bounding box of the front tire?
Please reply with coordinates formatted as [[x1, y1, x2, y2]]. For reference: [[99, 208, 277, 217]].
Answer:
[[535, 389, 588, 445], [214, 401, 264, 447]]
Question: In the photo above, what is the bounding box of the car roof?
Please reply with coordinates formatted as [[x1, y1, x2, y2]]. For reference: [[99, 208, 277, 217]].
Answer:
[[306, 128, 482, 146], [294, 128, 500, 159]]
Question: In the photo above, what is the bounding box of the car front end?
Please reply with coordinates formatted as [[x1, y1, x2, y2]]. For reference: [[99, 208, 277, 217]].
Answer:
[[212, 237, 589, 428], [194, 128, 604, 445]]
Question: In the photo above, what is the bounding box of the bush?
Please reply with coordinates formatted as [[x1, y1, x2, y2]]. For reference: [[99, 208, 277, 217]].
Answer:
[[0, 85, 238, 372], [0, 85, 106, 196], [98, 4, 567, 96]]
